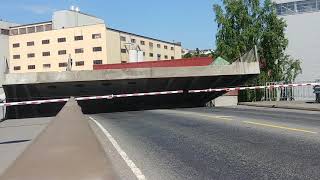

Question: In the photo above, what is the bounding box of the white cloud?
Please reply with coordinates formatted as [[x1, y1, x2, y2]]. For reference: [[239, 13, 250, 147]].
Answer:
[[21, 5, 55, 15]]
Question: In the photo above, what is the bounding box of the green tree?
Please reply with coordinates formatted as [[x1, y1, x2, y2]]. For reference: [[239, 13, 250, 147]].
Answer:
[[213, 0, 302, 101]]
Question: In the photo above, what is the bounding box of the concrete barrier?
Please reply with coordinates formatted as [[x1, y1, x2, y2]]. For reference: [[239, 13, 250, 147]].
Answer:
[[0, 98, 117, 180]]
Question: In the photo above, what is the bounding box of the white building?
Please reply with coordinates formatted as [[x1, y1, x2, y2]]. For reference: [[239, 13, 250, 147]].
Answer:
[[274, 0, 320, 82]]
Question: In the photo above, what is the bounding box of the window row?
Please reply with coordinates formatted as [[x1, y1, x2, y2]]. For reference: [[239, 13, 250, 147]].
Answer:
[[13, 60, 103, 71], [120, 49, 174, 59], [12, 47, 102, 59], [276, 0, 320, 15], [12, 33, 102, 48], [10, 24, 53, 35], [120, 36, 175, 50]]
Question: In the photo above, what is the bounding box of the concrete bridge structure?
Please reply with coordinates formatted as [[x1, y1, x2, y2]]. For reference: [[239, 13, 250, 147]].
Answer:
[[3, 57, 260, 119]]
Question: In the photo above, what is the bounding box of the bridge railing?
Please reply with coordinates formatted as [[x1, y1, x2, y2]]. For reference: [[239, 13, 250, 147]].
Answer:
[[264, 81, 318, 102]]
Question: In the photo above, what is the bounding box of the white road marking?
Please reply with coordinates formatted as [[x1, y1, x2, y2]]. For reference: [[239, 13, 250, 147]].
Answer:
[[89, 117, 146, 180]]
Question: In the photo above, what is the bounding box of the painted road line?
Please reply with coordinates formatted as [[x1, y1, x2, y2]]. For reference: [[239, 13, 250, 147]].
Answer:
[[163, 110, 233, 121], [243, 121, 318, 134], [89, 117, 146, 180]]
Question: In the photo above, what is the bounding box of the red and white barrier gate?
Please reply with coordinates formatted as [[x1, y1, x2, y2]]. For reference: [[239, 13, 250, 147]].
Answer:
[[1, 83, 319, 107]]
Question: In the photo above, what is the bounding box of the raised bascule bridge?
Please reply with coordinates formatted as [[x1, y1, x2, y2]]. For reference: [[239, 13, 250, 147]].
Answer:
[[3, 50, 260, 119]]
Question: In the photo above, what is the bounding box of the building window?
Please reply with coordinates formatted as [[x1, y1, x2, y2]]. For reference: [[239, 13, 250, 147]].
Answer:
[[12, 43, 20, 48], [120, 36, 126, 41], [27, 27, 35, 33], [93, 60, 103, 65], [171, 47, 174, 50], [10, 29, 18, 35], [76, 61, 84, 66], [149, 53, 154, 57], [45, 24, 52, 31], [59, 62, 68, 67], [93, 47, 102, 52], [58, 38, 66, 43], [1, 29, 9, 35], [14, 66, 21, 71], [42, 52, 50, 56], [43, 64, 51, 68], [164, 55, 168, 59], [143, 52, 146, 56], [58, 50, 67, 55], [27, 41, 34, 46], [297, 0, 317, 13], [13, 55, 20, 59], [27, 53, 35, 58], [140, 41, 145, 45], [157, 54, 161, 60], [74, 36, 83, 41], [36, 25, 44, 32], [42, 39, 50, 44], [92, 33, 101, 39], [28, 65, 35, 70], [75, 48, 84, 54], [131, 39, 136, 43], [164, 45, 168, 49], [157, 44, 161, 48], [149, 42, 154, 48], [19, 28, 26, 34], [121, 49, 127, 53], [171, 56, 175, 60]]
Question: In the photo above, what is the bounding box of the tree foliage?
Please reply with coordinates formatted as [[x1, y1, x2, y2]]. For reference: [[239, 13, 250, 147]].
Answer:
[[213, 0, 301, 85]]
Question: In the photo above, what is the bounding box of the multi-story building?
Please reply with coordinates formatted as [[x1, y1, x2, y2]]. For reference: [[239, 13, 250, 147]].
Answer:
[[274, 0, 320, 82], [3, 9, 182, 73]]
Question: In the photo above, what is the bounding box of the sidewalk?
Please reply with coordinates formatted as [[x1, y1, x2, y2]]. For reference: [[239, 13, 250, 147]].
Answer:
[[0, 117, 52, 176], [239, 101, 320, 111]]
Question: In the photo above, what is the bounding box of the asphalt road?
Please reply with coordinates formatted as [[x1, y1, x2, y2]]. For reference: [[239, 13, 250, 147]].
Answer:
[[90, 106, 320, 180]]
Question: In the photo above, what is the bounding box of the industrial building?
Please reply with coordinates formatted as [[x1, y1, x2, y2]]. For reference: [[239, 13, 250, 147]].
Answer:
[[0, 9, 182, 73], [274, 0, 320, 82]]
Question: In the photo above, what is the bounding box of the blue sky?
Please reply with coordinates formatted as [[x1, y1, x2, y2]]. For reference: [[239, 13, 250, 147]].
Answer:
[[0, 0, 220, 49]]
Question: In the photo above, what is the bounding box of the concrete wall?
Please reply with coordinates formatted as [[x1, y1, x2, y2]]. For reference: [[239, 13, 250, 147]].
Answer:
[[275, 4, 320, 82], [213, 96, 238, 107], [52, 10, 105, 29], [3, 61, 260, 85]]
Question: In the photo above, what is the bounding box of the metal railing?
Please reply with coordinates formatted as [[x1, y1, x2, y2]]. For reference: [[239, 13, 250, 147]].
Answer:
[[264, 81, 317, 102]]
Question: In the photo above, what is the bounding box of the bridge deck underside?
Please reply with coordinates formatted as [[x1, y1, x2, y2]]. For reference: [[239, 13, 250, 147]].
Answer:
[[4, 74, 255, 119]]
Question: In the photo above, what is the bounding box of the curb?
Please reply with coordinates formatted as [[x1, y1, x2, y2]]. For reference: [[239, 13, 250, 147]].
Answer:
[[238, 102, 320, 112]]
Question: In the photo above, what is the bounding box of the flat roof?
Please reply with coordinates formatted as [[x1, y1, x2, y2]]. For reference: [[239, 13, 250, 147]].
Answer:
[[107, 27, 181, 46]]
